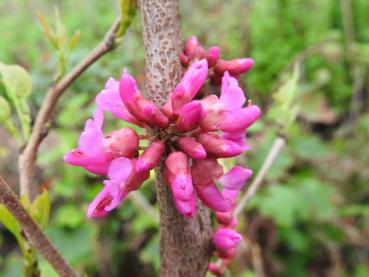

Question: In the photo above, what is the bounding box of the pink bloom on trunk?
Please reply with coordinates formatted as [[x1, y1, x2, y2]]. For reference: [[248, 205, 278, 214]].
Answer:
[[64, 109, 138, 175], [215, 58, 254, 76], [198, 132, 242, 158], [177, 137, 206, 160], [136, 140, 165, 172], [95, 77, 142, 126], [165, 152, 194, 202], [119, 70, 169, 128], [212, 228, 242, 251], [219, 166, 252, 190], [176, 101, 205, 132], [168, 59, 208, 116], [87, 158, 150, 218], [201, 72, 261, 132]]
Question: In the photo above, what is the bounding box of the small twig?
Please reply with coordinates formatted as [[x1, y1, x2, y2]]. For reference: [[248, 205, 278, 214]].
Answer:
[[19, 17, 122, 198], [128, 191, 159, 223], [0, 176, 78, 277], [234, 137, 286, 217]]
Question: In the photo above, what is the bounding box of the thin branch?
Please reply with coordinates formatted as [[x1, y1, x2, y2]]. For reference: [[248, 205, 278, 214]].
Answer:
[[234, 137, 286, 217], [19, 17, 122, 198], [0, 176, 77, 277]]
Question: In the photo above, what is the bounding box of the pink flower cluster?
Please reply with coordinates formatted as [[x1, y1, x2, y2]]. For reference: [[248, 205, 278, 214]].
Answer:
[[64, 36, 260, 273]]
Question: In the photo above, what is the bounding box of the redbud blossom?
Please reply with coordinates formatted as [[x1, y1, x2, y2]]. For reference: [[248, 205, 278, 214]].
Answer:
[[177, 137, 206, 160], [136, 140, 165, 172], [64, 37, 260, 273], [213, 228, 242, 251]]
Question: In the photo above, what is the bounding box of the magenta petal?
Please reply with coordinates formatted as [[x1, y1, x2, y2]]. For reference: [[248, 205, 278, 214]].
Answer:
[[119, 71, 169, 128], [222, 130, 251, 151], [198, 132, 242, 158], [173, 193, 197, 218], [219, 166, 252, 190], [184, 36, 200, 59], [215, 58, 254, 76], [78, 109, 105, 155], [205, 46, 220, 67], [219, 105, 261, 132], [212, 228, 242, 250], [196, 182, 231, 212], [176, 101, 205, 132], [177, 137, 206, 160], [170, 174, 194, 201], [87, 185, 113, 218], [107, 158, 133, 183], [95, 78, 142, 126], [136, 140, 165, 172], [171, 59, 208, 115], [83, 161, 111, 176], [219, 72, 246, 110]]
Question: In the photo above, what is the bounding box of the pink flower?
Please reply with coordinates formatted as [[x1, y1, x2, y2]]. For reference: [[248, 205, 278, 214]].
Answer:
[[201, 72, 260, 132], [64, 109, 138, 175], [212, 228, 242, 251], [95, 77, 142, 126], [136, 140, 165, 172], [64, 35, 259, 235], [164, 152, 194, 202], [177, 137, 206, 160], [87, 158, 150, 218], [165, 59, 208, 116], [119, 70, 169, 128]]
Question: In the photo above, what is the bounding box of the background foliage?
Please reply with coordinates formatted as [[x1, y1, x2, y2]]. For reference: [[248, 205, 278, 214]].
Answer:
[[1, 0, 369, 276]]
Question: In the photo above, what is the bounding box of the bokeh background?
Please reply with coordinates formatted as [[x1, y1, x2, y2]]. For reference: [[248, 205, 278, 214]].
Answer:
[[1, 0, 369, 276]]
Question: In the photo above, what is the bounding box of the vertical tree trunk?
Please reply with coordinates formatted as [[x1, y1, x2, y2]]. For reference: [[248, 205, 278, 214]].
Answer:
[[137, 1, 213, 276]]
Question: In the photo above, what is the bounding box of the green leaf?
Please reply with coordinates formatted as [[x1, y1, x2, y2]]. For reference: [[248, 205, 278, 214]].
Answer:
[[0, 204, 20, 238], [117, 0, 137, 37], [0, 63, 32, 98], [31, 190, 50, 229]]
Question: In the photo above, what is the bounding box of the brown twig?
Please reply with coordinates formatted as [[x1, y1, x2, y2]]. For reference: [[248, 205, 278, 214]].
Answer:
[[234, 137, 286, 217], [0, 176, 77, 277], [18, 17, 122, 198]]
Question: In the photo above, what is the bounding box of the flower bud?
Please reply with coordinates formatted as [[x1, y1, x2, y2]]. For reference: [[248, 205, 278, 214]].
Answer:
[[208, 263, 223, 276], [136, 140, 165, 172], [171, 59, 208, 115], [177, 137, 206, 160], [165, 152, 194, 201], [176, 101, 205, 132], [119, 71, 169, 128], [196, 182, 231, 212], [184, 36, 200, 59], [106, 127, 139, 157], [191, 158, 223, 186], [215, 58, 254, 76], [198, 132, 242, 158], [205, 46, 220, 67], [213, 228, 242, 251]]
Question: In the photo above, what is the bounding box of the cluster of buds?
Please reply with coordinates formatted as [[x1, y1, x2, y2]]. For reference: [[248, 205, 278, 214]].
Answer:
[[179, 36, 254, 86], [64, 36, 260, 274]]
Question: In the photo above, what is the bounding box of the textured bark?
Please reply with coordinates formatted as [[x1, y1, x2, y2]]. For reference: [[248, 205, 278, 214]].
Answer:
[[137, 1, 213, 276]]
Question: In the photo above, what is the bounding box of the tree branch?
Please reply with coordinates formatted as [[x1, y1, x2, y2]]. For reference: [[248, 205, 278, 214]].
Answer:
[[0, 176, 77, 277], [234, 137, 286, 217], [137, 1, 212, 276], [18, 17, 122, 198]]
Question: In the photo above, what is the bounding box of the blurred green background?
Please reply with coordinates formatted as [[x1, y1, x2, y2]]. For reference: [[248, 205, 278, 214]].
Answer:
[[1, 0, 369, 276]]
